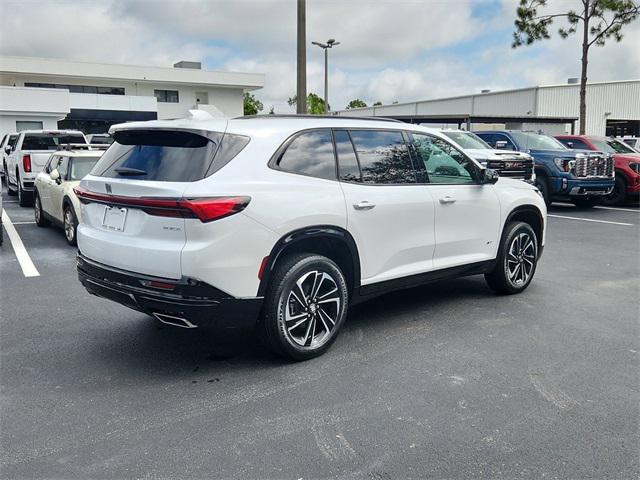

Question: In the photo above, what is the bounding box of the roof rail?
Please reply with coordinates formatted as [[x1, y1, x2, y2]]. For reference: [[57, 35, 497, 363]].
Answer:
[[234, 114, 403, 123]]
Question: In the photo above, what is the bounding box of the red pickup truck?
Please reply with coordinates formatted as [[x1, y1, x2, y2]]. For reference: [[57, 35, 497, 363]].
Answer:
[[556, 135, 640, 206]]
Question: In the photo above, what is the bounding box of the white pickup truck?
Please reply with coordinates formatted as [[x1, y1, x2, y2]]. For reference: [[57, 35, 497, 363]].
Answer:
[[5, 130, 87, 206]]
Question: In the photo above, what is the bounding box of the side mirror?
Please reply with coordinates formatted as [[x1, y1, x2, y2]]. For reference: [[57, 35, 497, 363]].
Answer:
[[480, 168, 499, 185], [4, 146, 10, 154], [50, 169, 61, 183], [566, 142, 574, 149], [495, 140, 508, 150]]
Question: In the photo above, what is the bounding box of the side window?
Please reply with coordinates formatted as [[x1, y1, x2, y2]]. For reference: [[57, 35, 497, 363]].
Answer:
[[276, 130, 336, 180], [44, 155, 58, 174], [334, 130, 361, 182], [348, 130, 416, 184], [476, 133, 495, 147], [57, 157, 69, 180], [560, 138, 589, 150], [493, 134, 517, 151], [412, 134, 478, 184]]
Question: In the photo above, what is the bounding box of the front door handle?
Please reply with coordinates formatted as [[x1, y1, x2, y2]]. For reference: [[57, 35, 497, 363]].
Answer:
[[439, 196, 456, 205], [353, 201, 376, 211]]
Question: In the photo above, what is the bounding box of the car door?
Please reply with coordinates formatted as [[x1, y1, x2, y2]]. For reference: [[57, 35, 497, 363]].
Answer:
[[411, 132, 501, 270], [37, 155, 57, 212], [49, 155, 68, 222], [336, 128, 436, 286]]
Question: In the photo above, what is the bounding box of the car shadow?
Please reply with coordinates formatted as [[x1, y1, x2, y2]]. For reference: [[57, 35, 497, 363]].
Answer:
[[89, 276, 495, 379]]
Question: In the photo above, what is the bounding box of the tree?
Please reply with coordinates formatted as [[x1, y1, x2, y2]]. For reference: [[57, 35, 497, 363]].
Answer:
[[243, 92, 263, 115], [287, 93, 327, 114], [346, 99, 367, 109], [373, 101, 383, 106], [512, 0, 639, 134]]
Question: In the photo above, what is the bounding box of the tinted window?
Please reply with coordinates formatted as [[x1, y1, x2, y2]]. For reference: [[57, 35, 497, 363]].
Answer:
[[70, 156, 101, 180], [22, 134, 86, 150], [493, 134, 517, 151], [349, 130, 415, 184], [559, 138, 590, 150], [413, 134, 477, 184], [92, 130, 218, 182], [276, 130, 336, 180], [334, 130, 361, 182]]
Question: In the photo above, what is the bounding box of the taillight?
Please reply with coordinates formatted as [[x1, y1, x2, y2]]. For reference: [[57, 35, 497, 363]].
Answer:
[[73, 187, 250, 223], [23, 154, 31, 173]]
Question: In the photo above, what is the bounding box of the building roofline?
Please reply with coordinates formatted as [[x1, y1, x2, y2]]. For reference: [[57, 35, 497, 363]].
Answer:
[[0, 55, 265, 89], [337, 79, 640, 112]]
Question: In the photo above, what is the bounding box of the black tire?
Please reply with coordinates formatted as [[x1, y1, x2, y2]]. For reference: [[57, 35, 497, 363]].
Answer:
[[63, 205, 78, 246], [485, 221, 539, 295], [533, 174, 551, 207], [258, 253, 349, 361], [34, 192, 50, 227], [0, 218, 3, 246], [17, 173, 32, 207], [601, 175, 627, 206], [572, 197, 600, 209]]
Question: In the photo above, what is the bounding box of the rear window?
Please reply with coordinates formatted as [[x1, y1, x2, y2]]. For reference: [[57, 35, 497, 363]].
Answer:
[[22, 133, 86, 150], [90, 129, 248, 182]]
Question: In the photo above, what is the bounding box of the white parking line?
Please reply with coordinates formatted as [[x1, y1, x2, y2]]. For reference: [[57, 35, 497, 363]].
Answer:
[[548, 214, 634, 226], [1, 210, 40, 277], [594, 206, 640, 213], [11, 221, 36, 225]]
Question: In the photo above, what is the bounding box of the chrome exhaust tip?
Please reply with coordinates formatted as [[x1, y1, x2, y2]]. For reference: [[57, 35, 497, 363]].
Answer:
[[153, 313, 198, 329]]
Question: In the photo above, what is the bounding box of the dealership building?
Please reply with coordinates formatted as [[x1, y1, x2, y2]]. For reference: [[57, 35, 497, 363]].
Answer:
[[337, 79, 640, 137], [0, 56, 264, 137]]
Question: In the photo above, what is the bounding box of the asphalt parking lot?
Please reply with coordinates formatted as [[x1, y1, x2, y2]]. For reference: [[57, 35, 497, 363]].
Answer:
[[1, 186, 639, 479]]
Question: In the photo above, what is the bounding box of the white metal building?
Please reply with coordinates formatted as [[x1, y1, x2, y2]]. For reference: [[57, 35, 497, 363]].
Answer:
[[0, 56, 264, 137], [336, 79, 640, 136]]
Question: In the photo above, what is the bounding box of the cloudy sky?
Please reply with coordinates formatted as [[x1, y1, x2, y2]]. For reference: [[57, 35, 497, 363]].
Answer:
[[1, 0, 638, 112]]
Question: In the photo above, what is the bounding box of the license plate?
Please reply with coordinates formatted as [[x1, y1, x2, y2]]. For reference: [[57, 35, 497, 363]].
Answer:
[[102, 206, 127, 232]]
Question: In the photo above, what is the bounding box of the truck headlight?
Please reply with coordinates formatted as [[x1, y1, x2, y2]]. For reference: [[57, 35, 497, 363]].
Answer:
[[553, 158, 575, 172]]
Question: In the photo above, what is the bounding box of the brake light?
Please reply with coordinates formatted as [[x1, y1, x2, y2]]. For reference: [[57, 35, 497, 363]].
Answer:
[[23, 154, 31, 173], [73, 187, 250, 223]]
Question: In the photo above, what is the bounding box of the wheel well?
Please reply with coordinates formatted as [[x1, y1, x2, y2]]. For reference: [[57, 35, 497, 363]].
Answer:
[[259, 229, 360, 298], [507, 207, 543, 245]]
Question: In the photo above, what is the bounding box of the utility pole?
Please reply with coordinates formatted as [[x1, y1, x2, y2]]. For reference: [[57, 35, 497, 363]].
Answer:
[[296, 0, 307, 114], [312, 39, 340, 114]]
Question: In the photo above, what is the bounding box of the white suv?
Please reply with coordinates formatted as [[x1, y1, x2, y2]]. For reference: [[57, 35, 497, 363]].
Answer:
[[75, 113, 547, 360]]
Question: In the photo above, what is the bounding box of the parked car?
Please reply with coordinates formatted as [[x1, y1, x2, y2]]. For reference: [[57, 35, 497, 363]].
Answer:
[[5, 130, 87, 206], [1, 133, 19, 184], [75, 114, 547, 360], [440, 129, 535, 182], [86, 134, 113, 145], [34, 148, 104, 245], [474, 130, 614, 208], [555, 135, 640, 205]]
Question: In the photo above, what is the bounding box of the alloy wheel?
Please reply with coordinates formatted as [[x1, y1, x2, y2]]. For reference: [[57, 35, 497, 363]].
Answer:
[[281, 270, 341, 349], [64, 209, 75, 242], [506, 232, 535, 286]]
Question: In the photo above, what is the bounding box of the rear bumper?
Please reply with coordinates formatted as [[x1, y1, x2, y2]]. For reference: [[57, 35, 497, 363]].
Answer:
[[77, 253, 262, 329]]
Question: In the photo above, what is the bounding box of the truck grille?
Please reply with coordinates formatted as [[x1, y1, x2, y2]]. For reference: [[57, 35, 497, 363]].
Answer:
[[574, 153, 614, 178], [486, 157, 534, 181]]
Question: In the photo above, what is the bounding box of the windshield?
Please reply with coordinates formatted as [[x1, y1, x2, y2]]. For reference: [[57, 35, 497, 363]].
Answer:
[[22, 133, 86, 150], [510, 132, 566, 151], [590, 138, 636, 154], [442, 131, 491, 150], [70, 156, 101, 180]]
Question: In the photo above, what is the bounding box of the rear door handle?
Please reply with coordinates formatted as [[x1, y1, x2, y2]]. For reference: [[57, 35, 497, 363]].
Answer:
[[439, 196, 456, 205], [353, 201, 376, 211]]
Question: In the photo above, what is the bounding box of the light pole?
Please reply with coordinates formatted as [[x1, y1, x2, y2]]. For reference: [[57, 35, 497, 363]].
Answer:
[[312, 38, 340, 114], [296, 0, 307, 114]]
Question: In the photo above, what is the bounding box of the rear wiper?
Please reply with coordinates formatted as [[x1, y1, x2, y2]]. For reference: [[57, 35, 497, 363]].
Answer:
[[114, 167, 147, 176]]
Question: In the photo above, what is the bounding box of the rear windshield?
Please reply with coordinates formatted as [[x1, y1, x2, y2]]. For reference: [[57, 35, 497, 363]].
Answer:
[[90, 136, 113, 145], [70, 156, 101, 180], [22, 133, 86, 150], [90, 129, 249, 182]]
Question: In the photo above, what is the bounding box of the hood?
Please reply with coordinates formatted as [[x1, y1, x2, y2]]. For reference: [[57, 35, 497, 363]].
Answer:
[[529, 148, 583, 158], [464, 148, 530, 160], [495, 177, 537, 190]]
